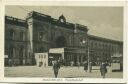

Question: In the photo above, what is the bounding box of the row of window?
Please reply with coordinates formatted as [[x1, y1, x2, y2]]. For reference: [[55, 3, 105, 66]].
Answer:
[[9, 30, 25, 41], [38, 55, 47, 59], [89, 40, 121, 51], [67, 35, 87, 47], [37, 30, 122, 52], [6, 47, 26, 58], [66, 35, 121, 52]]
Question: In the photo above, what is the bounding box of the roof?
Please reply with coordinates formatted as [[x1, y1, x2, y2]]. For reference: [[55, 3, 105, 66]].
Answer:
[[88, 34, 123, 44], [5, 11, 88, 32], [26, 11, 88, 32], [5, 16, 27, 27]]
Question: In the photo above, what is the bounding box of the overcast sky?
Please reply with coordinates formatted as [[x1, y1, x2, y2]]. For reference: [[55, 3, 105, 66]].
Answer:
[[5, 6, 123, 41]]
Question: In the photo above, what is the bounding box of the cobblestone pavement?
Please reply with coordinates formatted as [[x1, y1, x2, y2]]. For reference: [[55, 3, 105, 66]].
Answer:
[[5, 66, 123, 78]]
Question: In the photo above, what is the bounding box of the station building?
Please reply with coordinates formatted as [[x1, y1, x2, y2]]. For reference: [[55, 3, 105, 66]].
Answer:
[[5, 11, 123, 67]]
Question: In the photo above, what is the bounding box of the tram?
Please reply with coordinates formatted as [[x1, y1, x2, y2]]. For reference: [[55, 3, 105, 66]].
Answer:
[[111, 54, 123, 72]]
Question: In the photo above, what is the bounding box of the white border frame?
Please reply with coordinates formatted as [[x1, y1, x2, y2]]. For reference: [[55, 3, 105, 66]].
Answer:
[[0, 1, 127, 83]]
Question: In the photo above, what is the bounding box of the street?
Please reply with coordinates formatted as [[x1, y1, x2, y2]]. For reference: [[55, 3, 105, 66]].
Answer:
[[5, 66, 123, 78]]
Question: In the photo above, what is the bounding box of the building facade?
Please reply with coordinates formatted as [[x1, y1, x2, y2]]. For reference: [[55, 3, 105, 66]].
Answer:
[[88, 35, 123, 66], [5, 16, 28, 65], [5, 11, 123, 66]]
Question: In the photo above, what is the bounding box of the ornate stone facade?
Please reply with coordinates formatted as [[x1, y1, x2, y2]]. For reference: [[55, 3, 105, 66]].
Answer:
[[5, 11, 123, 66]]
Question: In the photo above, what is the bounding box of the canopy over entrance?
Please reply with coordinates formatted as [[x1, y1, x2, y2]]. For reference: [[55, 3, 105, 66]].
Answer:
[[49, 47, 87, 66], [49, 48, 64, 53], [49, 47, 87, 54]]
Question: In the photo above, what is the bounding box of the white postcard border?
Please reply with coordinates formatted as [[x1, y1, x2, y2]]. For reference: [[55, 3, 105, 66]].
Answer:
[[0, 1, 127, 83]]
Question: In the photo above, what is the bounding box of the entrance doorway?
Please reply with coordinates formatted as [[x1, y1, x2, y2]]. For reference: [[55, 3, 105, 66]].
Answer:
[[48, 53, 62, 66]]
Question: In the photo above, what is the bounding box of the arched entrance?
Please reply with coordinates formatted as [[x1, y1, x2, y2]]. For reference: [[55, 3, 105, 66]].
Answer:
[[55, 36, 67, 48]]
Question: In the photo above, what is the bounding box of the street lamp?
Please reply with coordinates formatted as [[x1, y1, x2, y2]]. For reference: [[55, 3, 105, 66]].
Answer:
[[74, 24, 90, 71], [82, 38, 91, 72]]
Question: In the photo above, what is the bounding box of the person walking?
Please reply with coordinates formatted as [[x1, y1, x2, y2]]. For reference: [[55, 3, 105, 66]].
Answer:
[[89, 62, 92, 73], [100, 62, 107, 78], [70, 61, 74, 66], [53, 60, 60, 78], [83, 61, 88, 72]]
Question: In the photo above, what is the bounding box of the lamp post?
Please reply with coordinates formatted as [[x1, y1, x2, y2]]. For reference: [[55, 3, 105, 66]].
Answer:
[[73, 24, 91, 72], [82, 37, 90, 72]]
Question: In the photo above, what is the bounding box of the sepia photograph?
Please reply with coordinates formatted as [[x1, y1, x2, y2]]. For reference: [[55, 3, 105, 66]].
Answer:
[[4, 6, 123, 78]]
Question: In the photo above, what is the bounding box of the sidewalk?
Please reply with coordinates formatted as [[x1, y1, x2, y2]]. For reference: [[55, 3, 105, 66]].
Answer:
[[5, 66, 123, 78]]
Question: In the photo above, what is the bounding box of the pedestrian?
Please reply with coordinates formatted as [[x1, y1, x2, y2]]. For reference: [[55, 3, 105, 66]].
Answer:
[[100, 62, 107, 78], [57, 60, 61, 69], [83, 61, 88, 72], [70, 61, 74, 66], [53, 60, 60, 78], [89, 62, 92, 72]]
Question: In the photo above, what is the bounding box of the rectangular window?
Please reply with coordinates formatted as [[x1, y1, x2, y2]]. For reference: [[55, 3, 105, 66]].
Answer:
[[9, 48, 14, 58], [10, 30, 15, 40], [20, 32, 24, 41]]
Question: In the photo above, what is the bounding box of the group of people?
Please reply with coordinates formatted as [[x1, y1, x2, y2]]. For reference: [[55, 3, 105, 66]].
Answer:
[[52, 60, 108, 78]]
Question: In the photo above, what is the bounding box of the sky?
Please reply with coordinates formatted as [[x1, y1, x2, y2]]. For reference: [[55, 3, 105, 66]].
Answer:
[[5, 6, 123, 41]]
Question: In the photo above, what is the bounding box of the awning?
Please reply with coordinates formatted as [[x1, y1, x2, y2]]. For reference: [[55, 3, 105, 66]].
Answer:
[[49, 48, 64, 53]]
